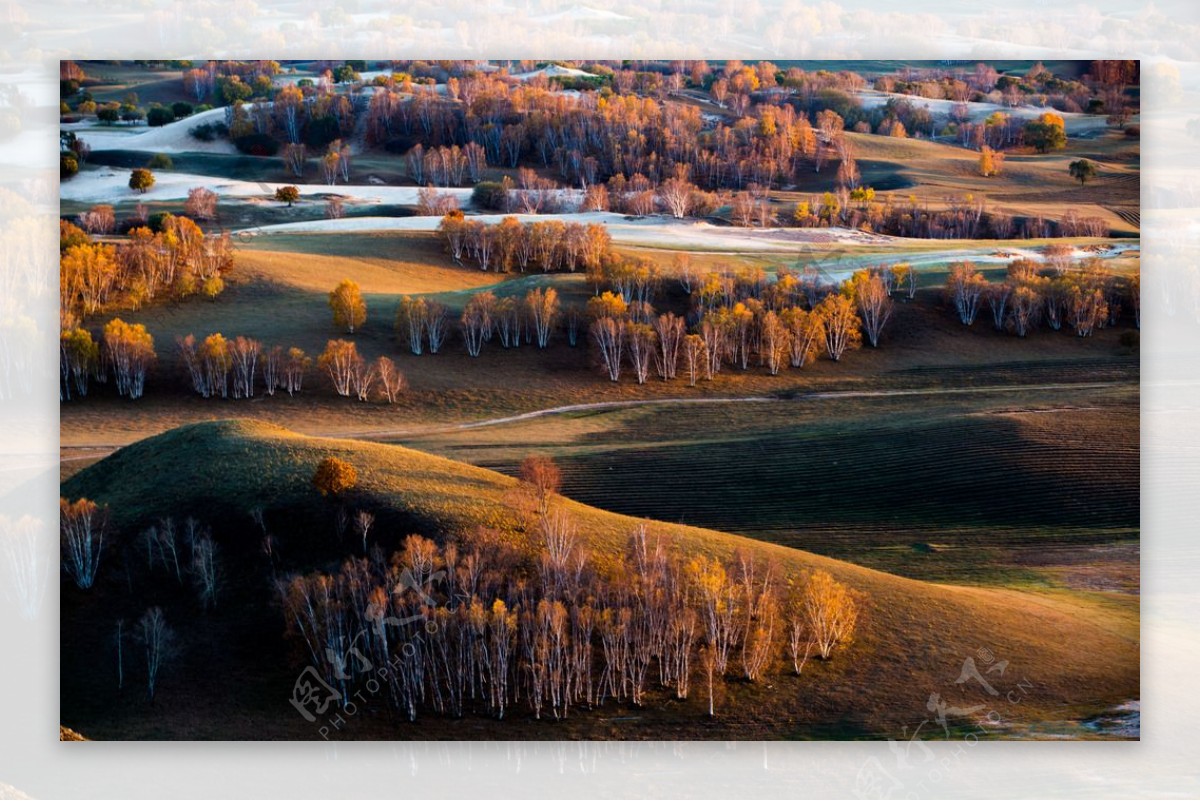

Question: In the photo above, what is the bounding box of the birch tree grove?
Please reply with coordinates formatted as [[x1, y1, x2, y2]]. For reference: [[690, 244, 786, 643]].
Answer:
[[279, 509, 867, 724]]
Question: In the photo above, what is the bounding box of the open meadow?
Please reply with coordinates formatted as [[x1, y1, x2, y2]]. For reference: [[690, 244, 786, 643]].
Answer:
[[58, 59, 1140, 741]]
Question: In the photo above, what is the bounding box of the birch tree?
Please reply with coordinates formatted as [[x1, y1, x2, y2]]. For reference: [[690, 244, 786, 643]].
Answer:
[[946, 261, 987, 326], [376, 356, 406, 403], [102, 318, 155, 399], [60, 497, 106, 589], [652, 313, 685, 380], [318, 339, 359, 397], [329, 279, 367, 334], [283, 347, 311, 395], [525, 287, 559, 348], [138, 606, 175, 702], [815, 294, 861, 362], [681, 334, 707, 386]]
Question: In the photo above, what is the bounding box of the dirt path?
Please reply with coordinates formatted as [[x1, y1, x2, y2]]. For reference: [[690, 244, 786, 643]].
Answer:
[[59, 380, 1130, 463]]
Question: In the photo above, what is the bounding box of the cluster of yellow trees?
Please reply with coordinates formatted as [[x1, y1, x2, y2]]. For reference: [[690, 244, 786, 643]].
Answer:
[[59, 215, 233, 329], [945, 256, 1138, 337], [281, 462, 862, 722], [60, 319, 156, 401], [439, 213, 613, 274]]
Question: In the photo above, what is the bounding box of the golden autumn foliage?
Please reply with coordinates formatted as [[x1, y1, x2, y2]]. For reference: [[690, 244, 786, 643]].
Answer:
[[312, 456, 358, 497]]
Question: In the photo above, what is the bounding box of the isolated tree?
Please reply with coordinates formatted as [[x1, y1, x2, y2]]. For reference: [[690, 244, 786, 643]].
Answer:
[[274, 185, 300, 207], [354, 510, 375, 554], [1068, 158, 1099, 186], [184, 187, 218, 220], [519, 455, 562, 520], [313, 456, 358, 497], [815, 294, 861, 362], [60, 497, 106, 590], [328, 279, 366, 333], [191, 533, 219, 610], [318, 339, 360, 397], [978, 145, 1004, 177], [137, 607, 175, 702], [128, 168, 155, 193]]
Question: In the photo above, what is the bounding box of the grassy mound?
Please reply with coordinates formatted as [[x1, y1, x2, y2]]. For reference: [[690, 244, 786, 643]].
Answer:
[[62, 419, 1138, 739]]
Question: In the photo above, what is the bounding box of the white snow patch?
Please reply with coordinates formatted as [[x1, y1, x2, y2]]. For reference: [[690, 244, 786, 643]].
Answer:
[[61, 107, 239, 155], [60, 168, 477, 206]]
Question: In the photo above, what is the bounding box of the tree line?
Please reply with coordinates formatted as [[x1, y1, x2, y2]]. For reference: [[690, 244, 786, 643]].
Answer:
[[438, 212, 613, 272], [944, 256, 1138, 337]]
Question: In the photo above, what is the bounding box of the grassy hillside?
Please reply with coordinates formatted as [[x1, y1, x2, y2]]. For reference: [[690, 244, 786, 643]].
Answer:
[[395, 382, 1139, 587], [61, 420, 1138, 740]]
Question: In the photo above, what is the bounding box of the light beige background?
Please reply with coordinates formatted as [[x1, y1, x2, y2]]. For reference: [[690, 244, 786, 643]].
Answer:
[[0, 1, 1194, 797]]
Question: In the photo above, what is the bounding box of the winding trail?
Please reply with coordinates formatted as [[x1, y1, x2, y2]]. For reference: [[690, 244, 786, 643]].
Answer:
[[60, 380, 1129, 463]]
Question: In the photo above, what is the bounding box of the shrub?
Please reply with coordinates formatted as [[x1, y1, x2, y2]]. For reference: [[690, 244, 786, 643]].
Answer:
[[60, 153, 79, 179], [146, 153, 173, 169], [171, 101, 194, 118], [233, 132, 279, 156], [313, 457, 358, 497], [472, 181, 508, 211], [146, 106, 175, 127], [190, 121, 228, 142]]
